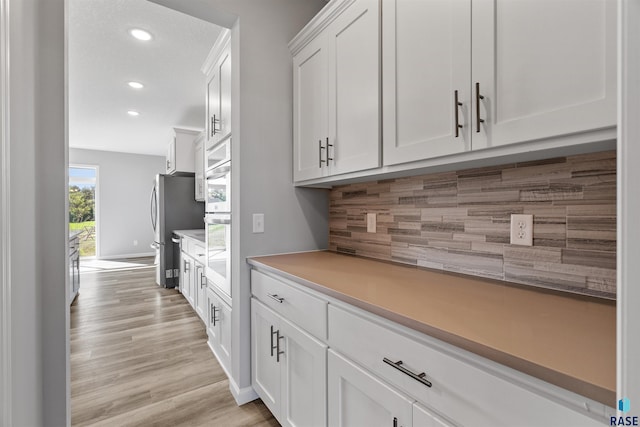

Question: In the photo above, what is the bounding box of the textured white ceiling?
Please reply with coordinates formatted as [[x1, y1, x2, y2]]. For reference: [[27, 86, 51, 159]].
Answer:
[[69, 0, 222, 156]]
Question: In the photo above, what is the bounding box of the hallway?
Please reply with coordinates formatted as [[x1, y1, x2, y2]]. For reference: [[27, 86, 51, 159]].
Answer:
[[70, 261, 277, 426]]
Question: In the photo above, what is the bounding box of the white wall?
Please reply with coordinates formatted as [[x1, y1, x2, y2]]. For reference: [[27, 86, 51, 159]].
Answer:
[[69, 148, 165, 259], [150, 0, 329, 403], [2, 0, 67, 425]]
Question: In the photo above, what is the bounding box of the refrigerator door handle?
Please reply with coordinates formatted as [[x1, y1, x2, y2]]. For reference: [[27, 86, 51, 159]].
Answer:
[[150, 184, 158, 232]]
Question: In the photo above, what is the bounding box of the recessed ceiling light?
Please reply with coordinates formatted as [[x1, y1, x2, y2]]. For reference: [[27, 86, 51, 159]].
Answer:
[[128, 81, 144, 89], [127, 110, 140, 116], [129, 28, 152, 41]]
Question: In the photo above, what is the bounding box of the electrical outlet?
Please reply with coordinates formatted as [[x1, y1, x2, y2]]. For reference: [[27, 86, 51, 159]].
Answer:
[[366, 213, 376, 233], [510, 214, 533, 246]]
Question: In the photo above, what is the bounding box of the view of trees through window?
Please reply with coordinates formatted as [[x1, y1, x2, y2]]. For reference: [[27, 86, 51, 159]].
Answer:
[[69, 166, 97, 257]]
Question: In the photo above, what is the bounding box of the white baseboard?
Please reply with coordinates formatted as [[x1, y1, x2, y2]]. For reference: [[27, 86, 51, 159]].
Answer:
[[97, 252, 155, 260], [207, 341, 258, 406], [229, 378, 259, 406]]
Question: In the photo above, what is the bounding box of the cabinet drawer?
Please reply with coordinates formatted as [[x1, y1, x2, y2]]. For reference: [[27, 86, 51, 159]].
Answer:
[[251, 270, 327, 340], [328, 305, 600, 427]]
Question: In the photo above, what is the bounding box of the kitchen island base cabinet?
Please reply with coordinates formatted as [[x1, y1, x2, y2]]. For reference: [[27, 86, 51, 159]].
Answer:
[[251, 298, 327, 427], [207, 286, 231, 375]]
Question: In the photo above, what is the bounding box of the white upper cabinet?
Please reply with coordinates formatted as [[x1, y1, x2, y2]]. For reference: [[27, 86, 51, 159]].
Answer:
[[326, 0, 380, 176], [383, 0, 472, 166], [203, 30, 232, 149], [471, 0, 617, 149], [383, 0, 616, 165], [292, 0, 380, 183], [293, 36, 328, 182], [166, 128, 199, 175]]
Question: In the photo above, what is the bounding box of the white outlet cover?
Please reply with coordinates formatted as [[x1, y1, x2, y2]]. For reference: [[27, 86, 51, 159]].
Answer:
[[253, 213, 264, 233], [510, 214, 533, 246], [366, 213, 376, 233]]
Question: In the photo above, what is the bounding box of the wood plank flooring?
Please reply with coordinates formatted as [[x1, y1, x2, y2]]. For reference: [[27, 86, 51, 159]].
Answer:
[[71, 260, 278, 426]]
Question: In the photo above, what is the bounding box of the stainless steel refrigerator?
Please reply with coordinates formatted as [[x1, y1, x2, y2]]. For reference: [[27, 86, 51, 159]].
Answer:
[[150, 174, 204, 287]]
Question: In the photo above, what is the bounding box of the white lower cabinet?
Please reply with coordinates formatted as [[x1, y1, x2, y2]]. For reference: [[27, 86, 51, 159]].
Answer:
[[180, 253, 194, 307], [207, 286, 231, 374], [250, 268, 609, 427], [251, 298, 327, 427], [194, 263, 207, 321], [328, 349, 413, 427]]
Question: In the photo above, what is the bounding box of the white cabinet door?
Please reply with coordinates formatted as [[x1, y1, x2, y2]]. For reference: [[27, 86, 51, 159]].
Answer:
[[293, 36, 328, 182], [194, 263, 206, 321], [207, 287, 231, 372], [471, 0, 616, 149], [279, 317, 327, 427], [413, 403, 455, 427], [207, 45, 231, 147], [218, 47, 232, 142], [194, 136, 204, 201], [166, 137, 176, 174], [326, 0, 380, 176], [382, 0, 471, 166], [328, 350, 413, 427], [207, 69, 220, 148], [251, 299, 282, 420], [181, 254, 194, 307]]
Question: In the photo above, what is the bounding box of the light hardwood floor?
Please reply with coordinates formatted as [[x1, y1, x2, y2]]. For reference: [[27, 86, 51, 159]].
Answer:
[[71, 260, 278, 426]]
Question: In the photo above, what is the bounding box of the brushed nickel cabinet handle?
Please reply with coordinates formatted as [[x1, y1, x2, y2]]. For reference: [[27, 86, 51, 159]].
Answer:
[[475, 82, 485, 133], [212, 305, 219, 326], [454, 90, 463, 138], [270, 325, 277, 357], [383, 357, 432, 388], [210, 116, 214, 137], [326, 137, 333, 162], [267, 293, 284, 304], [319, 140, 326, 168], [393, 417, 398, 427], [212, 114, 220, 135], [276, 330, 285, 363]]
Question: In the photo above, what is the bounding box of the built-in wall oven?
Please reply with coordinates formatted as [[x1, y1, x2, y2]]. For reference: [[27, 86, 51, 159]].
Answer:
[[206, 139, 231, 213], [205, 138, 231, 297]]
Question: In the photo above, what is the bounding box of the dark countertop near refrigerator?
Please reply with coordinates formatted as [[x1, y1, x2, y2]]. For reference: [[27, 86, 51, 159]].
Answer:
[[173, 229, 205, 243], [248, 250, 616, 407]]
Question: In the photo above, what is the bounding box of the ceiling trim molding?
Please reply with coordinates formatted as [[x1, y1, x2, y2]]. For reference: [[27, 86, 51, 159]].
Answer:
[[201, 28, 230, 76], [288, 0, 355, 55]]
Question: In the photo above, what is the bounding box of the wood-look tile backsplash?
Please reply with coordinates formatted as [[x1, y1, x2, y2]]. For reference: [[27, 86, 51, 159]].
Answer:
[[329, 150, 617, 298]]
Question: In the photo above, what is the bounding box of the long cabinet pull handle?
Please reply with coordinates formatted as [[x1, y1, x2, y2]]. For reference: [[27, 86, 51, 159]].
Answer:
[[267, 293, 285, 303], [319, 140, 326, 168], [383, 357, 432, 388], [475, 82, 485, 133], [454, 90, 463, 138], [393, 417, 398, 427], [200, 273, 207, 288], [270, 325, 277, 357], [212, 305, 219, 326], [212, 114, 219, 135], [326, 137, 333, 162], [210, 303, 215, 324], [276, 330, 285, 363]]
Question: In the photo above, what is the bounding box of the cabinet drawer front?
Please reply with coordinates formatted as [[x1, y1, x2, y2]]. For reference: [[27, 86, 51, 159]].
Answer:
[[328, 305, 601, 427], [251, 270, 327, 340]]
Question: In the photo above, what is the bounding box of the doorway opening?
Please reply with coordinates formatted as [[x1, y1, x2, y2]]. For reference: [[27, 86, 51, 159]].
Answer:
[[69, 165, 97, 258]]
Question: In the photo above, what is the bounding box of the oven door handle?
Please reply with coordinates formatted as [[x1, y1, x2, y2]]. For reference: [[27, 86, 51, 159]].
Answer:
[[206, 164, 231, 179], [204, 216, 231, 225]]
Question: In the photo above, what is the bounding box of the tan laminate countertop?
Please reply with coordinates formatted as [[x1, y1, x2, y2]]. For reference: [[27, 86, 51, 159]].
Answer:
[[248, 250, 615, 406]]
